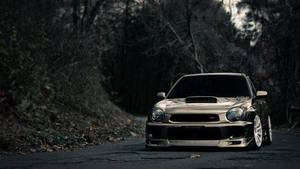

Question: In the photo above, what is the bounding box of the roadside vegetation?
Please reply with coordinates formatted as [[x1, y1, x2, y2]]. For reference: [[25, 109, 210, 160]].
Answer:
[[0, 0, 299, 155]]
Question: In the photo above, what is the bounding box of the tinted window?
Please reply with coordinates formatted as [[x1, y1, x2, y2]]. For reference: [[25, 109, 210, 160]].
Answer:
[[168, 75, 250, 98]]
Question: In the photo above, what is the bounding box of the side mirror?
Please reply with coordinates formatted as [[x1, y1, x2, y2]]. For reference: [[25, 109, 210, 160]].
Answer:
[[256, 91, 268, 99], [156, 92, 166, 100]]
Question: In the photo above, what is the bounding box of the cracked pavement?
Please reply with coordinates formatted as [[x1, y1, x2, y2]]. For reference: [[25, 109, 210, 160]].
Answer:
[[1, 132, 300, 169]]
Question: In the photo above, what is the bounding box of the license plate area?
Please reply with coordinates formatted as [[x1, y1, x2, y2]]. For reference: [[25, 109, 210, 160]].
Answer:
[[167, 127, 221, 140]]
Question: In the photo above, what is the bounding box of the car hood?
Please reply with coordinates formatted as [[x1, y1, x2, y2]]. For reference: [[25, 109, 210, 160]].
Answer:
[[155, 97, 252, 114]]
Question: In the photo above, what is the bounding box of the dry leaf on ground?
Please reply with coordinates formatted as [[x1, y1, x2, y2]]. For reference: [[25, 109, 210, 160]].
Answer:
[[189, 154, 201, 159]]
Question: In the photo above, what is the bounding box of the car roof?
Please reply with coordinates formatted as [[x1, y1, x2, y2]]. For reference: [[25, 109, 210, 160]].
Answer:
[[182, 73, 246, 77]]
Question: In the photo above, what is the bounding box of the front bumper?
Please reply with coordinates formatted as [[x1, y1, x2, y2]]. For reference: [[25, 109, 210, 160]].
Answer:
[[146, 121, 253, 148]]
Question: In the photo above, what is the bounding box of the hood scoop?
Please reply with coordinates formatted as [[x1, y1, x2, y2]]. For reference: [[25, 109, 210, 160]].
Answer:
[[185, 96, 217, 103]]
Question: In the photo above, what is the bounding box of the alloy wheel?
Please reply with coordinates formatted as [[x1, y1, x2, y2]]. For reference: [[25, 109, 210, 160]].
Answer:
[[254, 115, 263, 148]]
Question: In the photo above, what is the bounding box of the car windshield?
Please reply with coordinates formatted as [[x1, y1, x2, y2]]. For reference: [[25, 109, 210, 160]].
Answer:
[[167, 75, 250, 98]]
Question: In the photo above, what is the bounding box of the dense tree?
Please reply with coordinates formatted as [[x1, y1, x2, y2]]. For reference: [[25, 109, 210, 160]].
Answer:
[[237, 0, 300, 124], [101, 0, 248, 114]]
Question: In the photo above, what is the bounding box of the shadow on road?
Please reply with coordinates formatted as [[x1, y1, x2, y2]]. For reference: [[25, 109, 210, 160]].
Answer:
[[122, 140, 272, 153], [144, 146, 249, 152]]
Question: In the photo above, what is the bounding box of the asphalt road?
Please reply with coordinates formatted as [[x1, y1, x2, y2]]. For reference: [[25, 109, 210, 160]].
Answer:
[[1, 132, 300, 169]]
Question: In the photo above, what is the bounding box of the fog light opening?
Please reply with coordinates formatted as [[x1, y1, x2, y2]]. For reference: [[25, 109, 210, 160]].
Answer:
[[228, 141, 241, 145]]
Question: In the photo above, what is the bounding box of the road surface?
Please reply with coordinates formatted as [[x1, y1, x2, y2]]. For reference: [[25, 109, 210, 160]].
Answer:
[[1, 132, 300, 169]]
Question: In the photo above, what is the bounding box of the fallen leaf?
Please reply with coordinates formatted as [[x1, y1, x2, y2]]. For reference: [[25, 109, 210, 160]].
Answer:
[[53, 145, 61, 150], [130, 131, 137, 137], [189, 154, 201, 158]]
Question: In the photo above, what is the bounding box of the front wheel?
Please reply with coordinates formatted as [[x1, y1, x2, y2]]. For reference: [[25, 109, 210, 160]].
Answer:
[[265, 115, 272, 145], [248, 115, 263, 150]]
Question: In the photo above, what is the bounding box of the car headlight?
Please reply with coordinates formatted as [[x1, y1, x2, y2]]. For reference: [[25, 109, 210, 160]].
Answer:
[[226, 107, 245, 121], [151, 108, 164, 122]]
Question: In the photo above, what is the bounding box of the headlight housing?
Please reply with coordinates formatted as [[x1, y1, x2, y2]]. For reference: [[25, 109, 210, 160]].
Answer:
[[226, 107, 245, 121], [151, 108, 164, 122]]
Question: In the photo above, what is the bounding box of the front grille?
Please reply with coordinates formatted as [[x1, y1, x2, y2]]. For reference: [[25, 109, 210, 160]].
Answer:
[[170, 114, 219, 122], [168, 127, 221, 140]]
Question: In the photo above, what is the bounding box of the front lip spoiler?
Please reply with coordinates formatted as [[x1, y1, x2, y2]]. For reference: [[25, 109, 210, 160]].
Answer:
[[146, 138, 253, 148], [147, 121, 252, 127]]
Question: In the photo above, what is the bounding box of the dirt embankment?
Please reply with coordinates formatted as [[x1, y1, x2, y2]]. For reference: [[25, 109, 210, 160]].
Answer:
[[0, 99, 145, 156], [0, 67, 146, 156]]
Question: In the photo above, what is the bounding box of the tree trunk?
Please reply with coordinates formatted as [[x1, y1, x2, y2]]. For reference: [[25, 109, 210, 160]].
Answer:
[[81, 0, 89, 34], [72, 0, 80, 35], [86, 0, 105, 31]]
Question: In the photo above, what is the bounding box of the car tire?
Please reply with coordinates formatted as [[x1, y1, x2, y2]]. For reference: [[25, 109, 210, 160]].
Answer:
[[265, 115, 272, 145], [248, 115, 263, 150]]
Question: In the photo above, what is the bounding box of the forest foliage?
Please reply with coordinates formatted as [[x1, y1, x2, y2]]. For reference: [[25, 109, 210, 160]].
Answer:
[[0, 0, 299, 154], [236, 0, 300, 125]]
